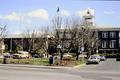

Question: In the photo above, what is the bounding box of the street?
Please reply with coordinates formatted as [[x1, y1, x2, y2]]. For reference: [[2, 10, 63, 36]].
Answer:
[[0, 59, 120, 80]]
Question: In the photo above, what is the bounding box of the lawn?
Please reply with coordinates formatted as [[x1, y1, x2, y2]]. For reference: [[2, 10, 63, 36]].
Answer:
[[0, 57, 86, 67], [0, 58, 49, 66]]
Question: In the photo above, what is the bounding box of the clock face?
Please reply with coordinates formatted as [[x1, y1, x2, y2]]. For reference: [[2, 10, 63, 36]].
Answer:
[[87, 11, 90, 14]]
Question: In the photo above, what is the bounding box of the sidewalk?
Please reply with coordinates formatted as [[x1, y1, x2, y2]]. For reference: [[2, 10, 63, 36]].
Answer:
[[73, 63, 86, 69], [0, 63, 86, 70], [0, 64, 72, 70]]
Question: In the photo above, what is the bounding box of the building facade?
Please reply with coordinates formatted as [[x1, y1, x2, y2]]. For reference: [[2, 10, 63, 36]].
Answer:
[[98, 28, 120, 53], [3, 8, 120, 54]]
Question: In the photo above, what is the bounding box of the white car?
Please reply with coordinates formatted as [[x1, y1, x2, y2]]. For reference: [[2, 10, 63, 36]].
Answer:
[[18, 51, 30, 58], [93, 54, 106, 61], [93, 54, 101, 59], [100, 56, 106, 61], [63, 53, 72, 60], [12, 51, 30, 59], [87, 55, 100, 64]]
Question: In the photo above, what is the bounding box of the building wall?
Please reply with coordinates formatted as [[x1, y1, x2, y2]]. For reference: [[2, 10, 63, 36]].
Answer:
[[98, 31, 120, 53]]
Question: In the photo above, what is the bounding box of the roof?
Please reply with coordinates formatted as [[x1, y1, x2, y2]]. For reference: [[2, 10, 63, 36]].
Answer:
[[5, 33, 54, 39], [97, 28, 120, 31]]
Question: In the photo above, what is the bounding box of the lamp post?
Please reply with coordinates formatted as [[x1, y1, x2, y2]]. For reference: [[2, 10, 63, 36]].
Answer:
[[57, 44, 62, 64], [46, 35, 50, 50], [46, 35, 50, 58], [81, 47, 84, 63], [81, 27, 85, 63], [10, 38, 12, 52], [96, 50, 99, 55]]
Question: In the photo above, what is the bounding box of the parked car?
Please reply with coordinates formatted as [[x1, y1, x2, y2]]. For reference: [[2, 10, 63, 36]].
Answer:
[[3, 53, 12, 58], [93, 54, 101, 60], [32, 54, 41, 58], [86, 55, 100, 64], [79, 54, 87, 58], [100, 56, 106, 61], [63, 54, 72, 57], [63, 53, 72, 60], [18, 51, 30, 59], [12, 54, 20, 59], [12, 51, 30, 59]]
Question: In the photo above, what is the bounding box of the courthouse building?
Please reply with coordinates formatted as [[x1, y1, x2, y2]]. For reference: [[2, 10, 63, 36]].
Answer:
[[3, 8, 120, 53]]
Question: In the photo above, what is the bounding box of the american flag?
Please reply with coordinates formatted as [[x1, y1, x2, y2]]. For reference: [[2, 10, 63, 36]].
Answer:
[[57, 7, 59, 13]]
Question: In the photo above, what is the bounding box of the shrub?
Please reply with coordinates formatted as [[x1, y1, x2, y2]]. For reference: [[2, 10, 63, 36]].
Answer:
[[6, 58, 49, 65]]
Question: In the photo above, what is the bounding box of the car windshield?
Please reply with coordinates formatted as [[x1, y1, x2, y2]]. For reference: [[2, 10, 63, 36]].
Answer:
[[90, 56, 96, 59]]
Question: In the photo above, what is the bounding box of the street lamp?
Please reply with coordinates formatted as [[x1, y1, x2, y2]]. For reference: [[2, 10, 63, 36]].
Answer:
[[57, 44, 62, 63], [81, 47, 84, 63], [46, 35, 50, 50], [96, 50, 99, 54], [81, 27, 85, 63]]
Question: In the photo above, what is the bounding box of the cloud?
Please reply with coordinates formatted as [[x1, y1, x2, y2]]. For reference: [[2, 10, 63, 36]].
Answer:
[[26, 19, 32, 24], [76, 11, 84, 17], [0, 9, 49, 22], [76, 8, 94, 17], [13, 31, 22, 35], [27, 9, 49, 20], [60, 10, 70, 17], [104, 11, 115, 15], [0, 12, 21, 21]]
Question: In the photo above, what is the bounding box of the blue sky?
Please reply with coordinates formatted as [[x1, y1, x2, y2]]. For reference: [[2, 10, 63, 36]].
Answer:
[[0, 0, 120, 34]]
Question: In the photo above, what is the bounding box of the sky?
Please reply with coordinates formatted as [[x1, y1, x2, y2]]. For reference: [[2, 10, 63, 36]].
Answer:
[[0, 0, 120, 34]]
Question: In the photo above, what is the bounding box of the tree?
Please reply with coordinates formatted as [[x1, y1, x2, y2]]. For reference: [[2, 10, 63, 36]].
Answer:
[[23, 29, 37, 52], [0, 25, 7, 54], [51, 9, 74, 63], [65, 18, 99, 60]]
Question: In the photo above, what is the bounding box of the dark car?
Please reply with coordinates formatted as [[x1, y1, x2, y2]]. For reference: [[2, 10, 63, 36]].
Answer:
[[116, 54, 120, 61], [32, 54, 41, 58]]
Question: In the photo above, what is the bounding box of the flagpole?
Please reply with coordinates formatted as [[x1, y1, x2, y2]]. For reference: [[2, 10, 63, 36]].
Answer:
[[57, 7, 61, 64]]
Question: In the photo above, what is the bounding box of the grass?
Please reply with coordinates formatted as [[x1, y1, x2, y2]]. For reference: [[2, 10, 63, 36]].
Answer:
[[54, 58, 86, 67], [0, 58, 49, 66], [0, 57, 86, 67]]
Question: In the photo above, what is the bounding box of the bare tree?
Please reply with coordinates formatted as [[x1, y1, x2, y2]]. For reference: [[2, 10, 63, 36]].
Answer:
[[22, 29, 37, 52], [66, 18, 99, 60], [0, 25, 7, 54]]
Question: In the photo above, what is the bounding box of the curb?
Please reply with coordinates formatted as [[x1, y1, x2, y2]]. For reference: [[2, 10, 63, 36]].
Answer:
[[73, 64, 86, 69], [0, 64, 72, 70]]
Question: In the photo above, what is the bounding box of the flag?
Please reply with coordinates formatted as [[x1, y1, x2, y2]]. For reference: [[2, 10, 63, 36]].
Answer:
[[57, 7, 59, 13]]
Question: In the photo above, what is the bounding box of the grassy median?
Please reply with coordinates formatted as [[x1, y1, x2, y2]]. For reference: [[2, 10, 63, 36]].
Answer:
[[0, 58, 49, 65], [0, 58, 86, 66]]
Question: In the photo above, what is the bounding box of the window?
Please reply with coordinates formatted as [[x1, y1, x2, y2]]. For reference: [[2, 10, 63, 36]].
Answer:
[[119, 32, 120, 38], [102, 41, 107, 48], [119, 39, 120, 48], [102, 32, 108, 38], [110, 40, 116, 48], [110, 32, 116, 38]]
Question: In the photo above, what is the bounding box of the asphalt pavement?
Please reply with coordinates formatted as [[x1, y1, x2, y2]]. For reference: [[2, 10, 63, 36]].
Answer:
[[0, 59, 120, 80]]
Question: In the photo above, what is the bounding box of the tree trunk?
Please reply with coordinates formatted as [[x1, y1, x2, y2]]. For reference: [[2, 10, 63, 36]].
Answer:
[[60, 52, 64, 63], [76, 53, 79, 60]]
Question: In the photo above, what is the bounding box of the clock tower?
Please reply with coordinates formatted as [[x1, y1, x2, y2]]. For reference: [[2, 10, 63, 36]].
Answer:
[[83, 8, 95, 26]]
